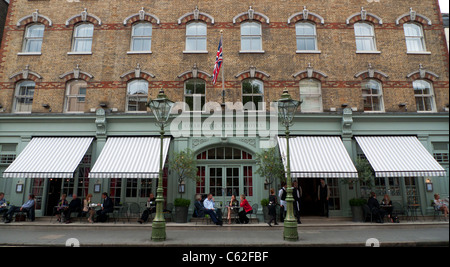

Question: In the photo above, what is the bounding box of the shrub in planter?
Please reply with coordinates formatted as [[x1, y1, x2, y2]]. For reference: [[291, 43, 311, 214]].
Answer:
[[174, 198, 191, 223], [349, 198, 367, 222]]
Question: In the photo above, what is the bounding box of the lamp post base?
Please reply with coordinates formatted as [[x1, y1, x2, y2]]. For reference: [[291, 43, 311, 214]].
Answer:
[[283, 218, 299, 241], [151, 220, 166, 242]]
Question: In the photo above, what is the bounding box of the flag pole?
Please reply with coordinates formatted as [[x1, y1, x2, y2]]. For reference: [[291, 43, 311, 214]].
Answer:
[[220, 30, 225, 105]]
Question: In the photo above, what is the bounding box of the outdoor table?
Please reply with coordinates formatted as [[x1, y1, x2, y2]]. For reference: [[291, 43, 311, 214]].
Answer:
[[407, 204, 420, 221]]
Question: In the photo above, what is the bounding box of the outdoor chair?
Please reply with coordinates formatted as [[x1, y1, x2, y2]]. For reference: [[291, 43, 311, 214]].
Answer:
[[363, 204, 382, 223], [164, 203, 174, 221], [432, 202, 442, 221], [128, 202, 140, 222], [392, 202, 407, 221], [249, 204, 258, 223]]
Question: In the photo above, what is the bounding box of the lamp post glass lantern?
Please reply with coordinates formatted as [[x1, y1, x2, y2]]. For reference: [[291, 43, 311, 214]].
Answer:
[[148, 89, 174, 242], [277, 89, 301, 241]]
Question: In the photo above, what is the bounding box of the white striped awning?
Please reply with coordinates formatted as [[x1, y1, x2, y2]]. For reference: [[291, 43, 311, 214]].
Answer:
[[89, 137, 171, 179], [2, 137, 94, 179], [355, 136, 447, 177], [277, 136, 358, 178]]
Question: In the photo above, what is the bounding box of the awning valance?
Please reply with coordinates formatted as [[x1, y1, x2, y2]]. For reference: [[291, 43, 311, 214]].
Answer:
[[277, 136, 358, 178], [2, 137, 94, 179], [89, 137, 171, 179], [355, 136, 447, 177]]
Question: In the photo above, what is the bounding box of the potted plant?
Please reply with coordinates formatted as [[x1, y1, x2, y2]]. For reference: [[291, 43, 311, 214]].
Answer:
[[349, 198, 367, 222], [261, 198, 270, 222], [255, 147, 286, 199], [169, 148, 198, 223], [342, 158, 374, 222], [174, 198, 191, 223]]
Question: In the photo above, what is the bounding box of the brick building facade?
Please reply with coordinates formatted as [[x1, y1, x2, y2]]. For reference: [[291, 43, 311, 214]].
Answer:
[[0, 0, 448, 219]]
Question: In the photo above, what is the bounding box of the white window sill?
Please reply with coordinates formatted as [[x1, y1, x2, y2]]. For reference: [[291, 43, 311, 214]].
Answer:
[[363, 111, 385, 113], [356, 51, 381, 54], [239, 50, 265, 54], [17, 52, 42, 56], [67, 52, 93, 55], [183, 51, 208, 54], [417, 110, 437, 113], [296, 50, 321, 54], [407, 51, 431, 55], [127, 51, 152, 54]]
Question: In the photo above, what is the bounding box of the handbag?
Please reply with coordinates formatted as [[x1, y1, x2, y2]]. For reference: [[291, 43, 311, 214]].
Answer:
[[15, 213, 26, 222]]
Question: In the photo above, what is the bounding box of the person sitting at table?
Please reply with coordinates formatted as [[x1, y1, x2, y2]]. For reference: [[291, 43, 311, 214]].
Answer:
[[3, 194, 35, 223], [226, 194, 239, 225], [434, 193, 449, 221], [0, 192, 8, 219], [83, 193, 95, 223], [368, 192, 386, 223], [95, 192, 114, 223], [238, 194, 253, 224], [53, 194, 68, 223], [64, 194, 82, 224], [193, 194, 205, 218], [203, 193, 223, 226], [138, 193, 156, 224], [381, 194, 393, 222]]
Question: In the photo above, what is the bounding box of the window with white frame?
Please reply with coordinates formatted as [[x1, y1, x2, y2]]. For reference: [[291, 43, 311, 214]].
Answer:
[[127, 79, 149, 112], [241, 22, 262, 52], [413, 80, 436, 112], [185, 22, 207, 52], [184, 79, 206, 112], [65, 80, 87, 113], [242, 79, 264, 110], [72, 23, 94, 52], [296, 22, 317, 51], [14, 80, 35, 113], [23, 24, 45, 53], [131, 22, 152, 52], [433, 143, 449, 164], [0, 144, 16, 165], [403, 23, 426, 52], [362, 79, 384, 112], [299, 79, 322, 112], [354, 22, 376, 52]]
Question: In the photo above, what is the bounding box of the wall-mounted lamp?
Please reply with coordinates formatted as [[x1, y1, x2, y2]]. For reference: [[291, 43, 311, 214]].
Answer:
[[99, 103, 108, 108], [341, 103, 349, 108], [398, 103, 407, 111], [425, 178, 433, 192]]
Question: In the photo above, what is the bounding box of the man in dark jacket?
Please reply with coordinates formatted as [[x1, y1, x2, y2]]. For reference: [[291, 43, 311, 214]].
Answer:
[[64, 194, 82, 224], [96, 192, 114, 222], [194, 195, 205, 218], [368, 192, 386, 223]]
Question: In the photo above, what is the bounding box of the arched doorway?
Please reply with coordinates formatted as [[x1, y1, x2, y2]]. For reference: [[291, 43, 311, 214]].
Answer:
[[195, 146, 256, 205]]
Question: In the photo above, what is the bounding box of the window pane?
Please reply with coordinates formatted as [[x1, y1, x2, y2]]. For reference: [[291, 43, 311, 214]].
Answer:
[[133, 23, 152, 36], [74, 39, 92, 52], [187, 23, 207, 36], [404, 24, 422, 37], [301, 96, 322, 112], [26, 24, 45, 38], [25, 39, 43, 52], [128, 80, 148, 95], [297, 37, 316, 50], [405, 38, 424, 52], [356, 37, 374, 51], [354, 23, 373, 36], [296, 23, 315, 35], [241, 22, 261, 35], [75, 24, 94, 37], [132, 38, 151, 51], [241, 37, 252, 51], [300, 79, 321, 95]]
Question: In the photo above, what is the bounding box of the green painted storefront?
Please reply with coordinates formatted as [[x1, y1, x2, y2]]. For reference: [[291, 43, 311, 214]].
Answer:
[[0, 110, 448, 220]]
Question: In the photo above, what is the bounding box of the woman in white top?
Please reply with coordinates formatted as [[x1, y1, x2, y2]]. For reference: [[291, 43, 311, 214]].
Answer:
[[434, 193, 449, 220]]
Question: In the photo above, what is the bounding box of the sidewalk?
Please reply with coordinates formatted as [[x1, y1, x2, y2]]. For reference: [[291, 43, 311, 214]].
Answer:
[[0, 217, 448, 247]]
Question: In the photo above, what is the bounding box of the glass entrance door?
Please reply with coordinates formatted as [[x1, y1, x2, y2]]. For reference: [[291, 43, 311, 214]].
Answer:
[[207, 166, 253, 206]]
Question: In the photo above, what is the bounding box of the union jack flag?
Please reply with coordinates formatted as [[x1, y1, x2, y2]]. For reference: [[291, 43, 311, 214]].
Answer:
[[212, 36, 223, 85]]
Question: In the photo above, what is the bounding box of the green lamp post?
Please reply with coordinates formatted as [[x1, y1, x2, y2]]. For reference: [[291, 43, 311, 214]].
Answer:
[[276, 88, 302, 241], [148, 89, 175, 242]]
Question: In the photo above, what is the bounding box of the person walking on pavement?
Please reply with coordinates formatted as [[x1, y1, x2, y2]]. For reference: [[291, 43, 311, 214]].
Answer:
[[318, 179, 330, 217], [267, 188, 278, 227], [278, 182, 287, 222]]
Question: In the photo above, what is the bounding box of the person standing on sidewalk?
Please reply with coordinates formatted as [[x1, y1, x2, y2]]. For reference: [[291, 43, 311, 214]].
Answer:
[[293, 181, 302, 224], [267, 188, 278, 226], [278, 182, 287, 222], [318, 179, 330, 218]]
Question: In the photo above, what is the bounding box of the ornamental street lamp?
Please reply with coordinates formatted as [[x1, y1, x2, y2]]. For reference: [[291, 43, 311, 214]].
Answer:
[[276, 89, 301, 241], [148, 89, 175, 242]]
